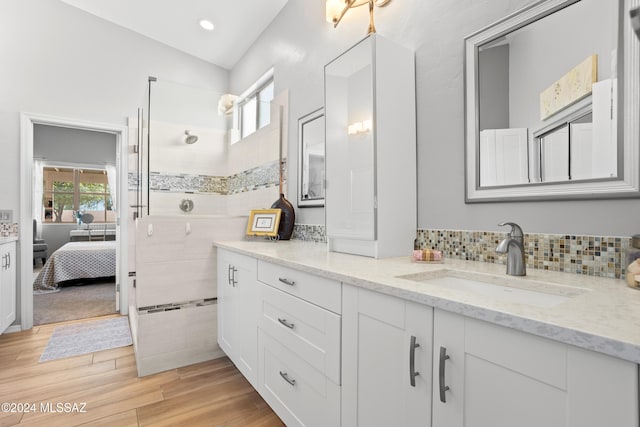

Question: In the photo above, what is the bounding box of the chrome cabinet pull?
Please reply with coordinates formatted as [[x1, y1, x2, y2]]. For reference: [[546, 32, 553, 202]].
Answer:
[[409, 335, 420, 387], [228, 265, 238, 286], [278, 277, 295, 286], [278, 318, 295, 329], [6, 252, 9, 269], [439, 346, 451, 403], [279, 371, 296, 386]]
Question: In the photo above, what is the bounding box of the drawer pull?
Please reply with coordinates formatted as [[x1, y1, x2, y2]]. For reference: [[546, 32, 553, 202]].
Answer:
[[439, 346, 451, 403], [277, 318, 295, 329], [228, 264, 234, 286], [409, 335, 420, 387], [278, 277, 296, 286], [279, 371, 296, 386]]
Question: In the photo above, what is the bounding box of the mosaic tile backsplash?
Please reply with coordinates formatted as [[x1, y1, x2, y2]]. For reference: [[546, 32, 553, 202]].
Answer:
[[292, 224, 327, 243], [290, 225, 631, 279], [416, 229, 631, 280]]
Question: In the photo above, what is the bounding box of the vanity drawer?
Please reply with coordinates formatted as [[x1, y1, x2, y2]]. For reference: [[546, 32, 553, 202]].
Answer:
[[258, 282, 341, 384], [257, 260, 341, 314], [258, 330, 340, 427]]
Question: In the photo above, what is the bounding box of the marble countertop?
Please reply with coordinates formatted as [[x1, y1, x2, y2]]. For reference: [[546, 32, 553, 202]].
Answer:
[[0, 236, 18, 244], [214, 240, 640, 365]]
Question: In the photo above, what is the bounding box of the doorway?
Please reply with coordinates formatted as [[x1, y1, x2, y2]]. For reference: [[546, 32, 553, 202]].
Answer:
[[19, 113, 129, 331]]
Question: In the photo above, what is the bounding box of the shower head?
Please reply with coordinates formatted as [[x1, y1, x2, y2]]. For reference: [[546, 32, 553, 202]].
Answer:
[[184, 130, 198, 144]]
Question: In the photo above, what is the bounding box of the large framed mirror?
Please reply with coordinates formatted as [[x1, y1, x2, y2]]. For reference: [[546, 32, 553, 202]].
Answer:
[[465, 0, 640, 202], [298, 107, 325, 207]]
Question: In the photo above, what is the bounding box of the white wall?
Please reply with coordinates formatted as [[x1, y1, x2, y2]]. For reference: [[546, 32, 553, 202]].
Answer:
[[230, 0, 639, 237]]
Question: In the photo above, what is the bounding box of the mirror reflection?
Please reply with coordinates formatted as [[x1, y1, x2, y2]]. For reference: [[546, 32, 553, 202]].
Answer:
[[298, 108, 325, 207], [477, 0, 619, 188]]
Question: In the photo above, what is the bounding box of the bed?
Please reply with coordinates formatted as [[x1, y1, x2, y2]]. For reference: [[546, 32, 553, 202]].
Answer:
[[33, 241, 116, 293]]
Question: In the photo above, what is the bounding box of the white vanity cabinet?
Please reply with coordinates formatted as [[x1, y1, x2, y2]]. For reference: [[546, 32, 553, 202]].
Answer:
[[256, 261, 342, 427], [432, 308, 639, 427], [216, 248, 258, 387], [0, 240, 16, 333], [342, 285, 433, 427], [324, 33, 416, 258]]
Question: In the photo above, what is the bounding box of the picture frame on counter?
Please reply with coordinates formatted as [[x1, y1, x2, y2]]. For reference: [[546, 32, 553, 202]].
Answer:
[[246, 208, 282, 237]]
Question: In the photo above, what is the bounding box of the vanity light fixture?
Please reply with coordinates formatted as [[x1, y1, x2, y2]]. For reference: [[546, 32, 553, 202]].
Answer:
[[326, 0, 392, 34], [347, 119, 372, 135], [199, 19, 214, 31]]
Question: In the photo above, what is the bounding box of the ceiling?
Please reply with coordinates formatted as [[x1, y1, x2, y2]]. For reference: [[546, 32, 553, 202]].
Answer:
[[60, 0, 289, 70]]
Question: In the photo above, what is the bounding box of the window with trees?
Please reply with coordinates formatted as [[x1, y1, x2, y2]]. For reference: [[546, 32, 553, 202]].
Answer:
[[43, 166, 115, 223]]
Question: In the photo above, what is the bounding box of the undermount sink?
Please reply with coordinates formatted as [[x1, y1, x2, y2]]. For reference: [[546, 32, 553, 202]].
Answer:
[[396, 270, 587, 308]]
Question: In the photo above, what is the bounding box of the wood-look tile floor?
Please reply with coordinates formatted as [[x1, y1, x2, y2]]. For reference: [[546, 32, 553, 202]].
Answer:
[[0, 315, 285, 427]]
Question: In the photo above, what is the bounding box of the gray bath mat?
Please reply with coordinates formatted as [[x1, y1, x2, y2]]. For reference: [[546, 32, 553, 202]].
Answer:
[[40, 316, 132, 362]]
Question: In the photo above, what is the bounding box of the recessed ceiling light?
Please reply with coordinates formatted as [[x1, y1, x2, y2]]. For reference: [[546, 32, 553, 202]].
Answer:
[[199, 19, 214, 31]]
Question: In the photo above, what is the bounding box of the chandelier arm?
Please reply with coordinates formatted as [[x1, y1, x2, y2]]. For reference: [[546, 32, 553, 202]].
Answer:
[[333, 0, 359, 27]]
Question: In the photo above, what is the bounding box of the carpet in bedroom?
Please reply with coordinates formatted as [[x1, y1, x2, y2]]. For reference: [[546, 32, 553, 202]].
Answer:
[[33, 281, 117, 326]]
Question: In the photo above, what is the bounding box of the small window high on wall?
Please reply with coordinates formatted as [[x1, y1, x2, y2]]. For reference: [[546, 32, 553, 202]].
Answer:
[[43, 166, 114, 223], [233, 68, 274, 142]]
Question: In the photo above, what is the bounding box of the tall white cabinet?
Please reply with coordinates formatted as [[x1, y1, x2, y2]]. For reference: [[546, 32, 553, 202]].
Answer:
[[324, 34, 416, 258], [0, 240, 16, 334]]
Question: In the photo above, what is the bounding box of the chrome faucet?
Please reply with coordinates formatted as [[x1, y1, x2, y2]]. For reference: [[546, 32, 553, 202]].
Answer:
[[496, 222, 526, 276]]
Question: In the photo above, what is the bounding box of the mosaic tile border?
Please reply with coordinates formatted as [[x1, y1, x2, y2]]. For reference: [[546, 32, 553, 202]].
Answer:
[[138, 297, 217, 315], [228, 159, 285, 195], [149, 172, 227, 194], [416, 229, 631, 280], [128, 159, 286, 196]]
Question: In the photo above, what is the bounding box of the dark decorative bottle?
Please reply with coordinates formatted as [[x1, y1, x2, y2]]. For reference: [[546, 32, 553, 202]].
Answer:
[[271, 193, 295, 240]]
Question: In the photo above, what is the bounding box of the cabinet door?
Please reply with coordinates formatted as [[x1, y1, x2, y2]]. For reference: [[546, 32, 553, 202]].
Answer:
[[325, 36, 376, 241], [0, 242, 16, 333], [217, 250, 236, 357], [342, 285, 432, 427], [433, 309, 639, 427], [216, 249, 258, 386]]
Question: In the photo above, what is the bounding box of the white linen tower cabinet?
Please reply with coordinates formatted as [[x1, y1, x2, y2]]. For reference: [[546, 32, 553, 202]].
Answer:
[[324, 34, 417, 258]]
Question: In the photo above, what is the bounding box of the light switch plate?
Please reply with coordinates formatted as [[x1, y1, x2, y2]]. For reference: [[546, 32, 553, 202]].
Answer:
[[0, 210, 12, 222]]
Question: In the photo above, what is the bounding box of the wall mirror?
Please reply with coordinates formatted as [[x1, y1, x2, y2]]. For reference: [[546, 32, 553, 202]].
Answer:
[[298, 107, 325, 207], [465, 0, 640, 202]]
